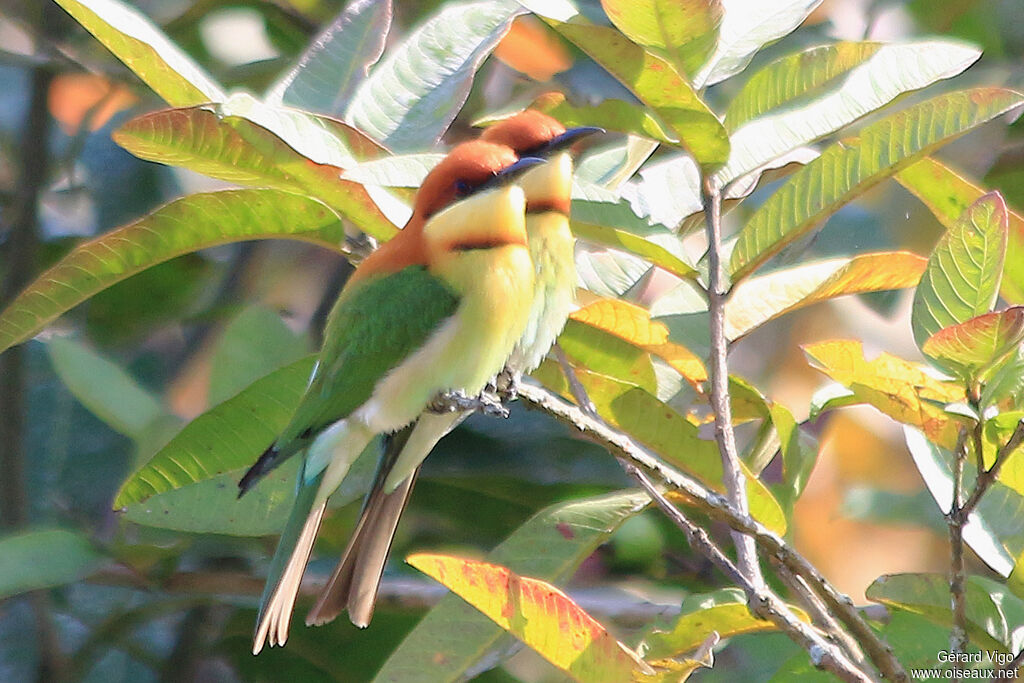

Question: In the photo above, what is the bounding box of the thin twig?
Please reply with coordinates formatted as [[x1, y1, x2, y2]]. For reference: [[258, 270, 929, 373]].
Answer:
[[948, 427, 970, 668], [626, 465, 872, 683], [517, 382, 908, 682], [991, 648, 1024, 681], [702, 176, 762, 587], [554, 343, 596, 417], [961, 418, 1024, 515]]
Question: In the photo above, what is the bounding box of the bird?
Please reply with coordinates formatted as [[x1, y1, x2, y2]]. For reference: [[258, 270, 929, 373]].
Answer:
[[239, 139, 542, 654], [305, 110, 600, 629]]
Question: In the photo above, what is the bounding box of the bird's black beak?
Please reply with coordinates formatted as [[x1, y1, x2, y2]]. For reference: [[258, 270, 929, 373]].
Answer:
[[539, 126, 605, 155], [474, 156, 547, 194]]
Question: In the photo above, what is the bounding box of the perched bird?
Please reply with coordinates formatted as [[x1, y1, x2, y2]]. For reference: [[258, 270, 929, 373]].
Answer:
[[306, 111, 600, 629], [240, 140, 540, 653]]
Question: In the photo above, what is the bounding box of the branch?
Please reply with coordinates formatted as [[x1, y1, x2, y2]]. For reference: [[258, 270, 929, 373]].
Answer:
[[947, 427, 970, 665], [517, 382, 908, 683], [961, 418, 1024, 516], [627, 465, 872, 683], [702, 177, 763, 586]]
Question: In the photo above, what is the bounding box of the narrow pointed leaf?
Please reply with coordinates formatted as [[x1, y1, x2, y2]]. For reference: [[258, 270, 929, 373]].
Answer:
[[536, 93, 677, 144], [54, 0, 224, 106], [522, 1, 728, 167], [922, 308, 1024, 379], [409, 554, 650, 682], [0, 190, 346, 353], [725, 252, 927, 339], [730, 88, 1024, 279], [896, 156, 1024, 305], [346, 0, 522, 152], [265, 0, 393, 115], [724, 41, 883, 130], [601, 0, 723, 79], [804, 340, 964, 448], [693, 0, 821, 88], [0, 529, 104, 599], [911, 192, 1009, 348], [114, 106, 397, 240], [375, 491, 650, 682], [716, 41, 982, 185]]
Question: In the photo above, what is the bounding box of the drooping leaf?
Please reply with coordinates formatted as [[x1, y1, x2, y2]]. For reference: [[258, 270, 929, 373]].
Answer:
[[693, 0, 822, 88], [725, 252, 927, 339], [601, 0, 723, 79], [569, 298, 707, 387], [53, 0, 224, 106], [265, 0, 393, 116], [343, 153, 447, 188], [715, 41, 983, 185], [409, 554, 651, 682], [729, 89, 1024, 279], [911, 192, 1009, 349], [867, 572, 1021, 652], [804, 340, 964, 448], [558, 321, 659, 394], [374, 491, 650, 682], [896, 155, 1024, 305], [0, 191, 346, 353], [522, 0, 728, 167], [535, 92, 676, 144], [46, 337, 165, 440], [0, 529, 104, 599], [346, 0, 522, 152], [922, 308, 1024, 380], [724, 41, 883, 130], [114, 106, 397, 240]]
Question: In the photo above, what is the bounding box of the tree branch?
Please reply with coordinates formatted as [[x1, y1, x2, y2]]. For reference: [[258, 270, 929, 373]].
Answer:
[[961, 418, 1024, 515], [947, 427, 970, 669], [701, 177, 763, 587]]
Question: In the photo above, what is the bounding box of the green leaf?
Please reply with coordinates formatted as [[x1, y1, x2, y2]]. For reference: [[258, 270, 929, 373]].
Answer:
[[867, 572, 1021, 652], [693, 0, 822, 88], [600, 0, 723, 79], [114, 106, 397, 240], [0, 529, 104, 599], [533, 362, 787, 534], [0, 190, 345, 354], [922, 308, 1024, 380], [346, 0, 522, 152], [54, 0, 224, 106], [46, 337, 165, 440], [265, 0, 392, 116], [537, 94, 677, 144], [724, 41, 883, 130], [115, 356, 315, 508], [343, 153, 446, 187], [523, 0, 728, 167], [373, 490, 650, 682], [558, 321, 658, 394], [208, 306, 309, 406], [896, 155, 1024, 306], [911, 192, 1009, 349], [715, 41, 982, 185], [729, 89, 1024, 280]]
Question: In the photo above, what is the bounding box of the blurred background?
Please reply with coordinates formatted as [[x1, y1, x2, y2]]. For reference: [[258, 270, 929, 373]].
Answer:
[[0, 0, 1021, 680]]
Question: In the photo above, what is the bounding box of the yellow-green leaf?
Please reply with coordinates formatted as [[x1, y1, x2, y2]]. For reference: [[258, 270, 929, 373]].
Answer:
[[922, 308, 1024, 380], [601, 0, 723, 79]]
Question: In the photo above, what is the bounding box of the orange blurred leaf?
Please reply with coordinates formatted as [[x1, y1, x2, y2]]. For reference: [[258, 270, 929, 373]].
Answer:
[[922, 307, 1024, 380], [493, 15, 572, 81], [48, 73, 137, 133], [408, 553, 653, 682], [571, 298, 708, 387], [804, 340, 965, 448], [725, 252, 927, 339]]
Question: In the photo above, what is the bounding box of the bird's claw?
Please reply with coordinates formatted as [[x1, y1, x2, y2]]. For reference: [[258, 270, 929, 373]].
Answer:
[[490, 367, 520, 402], [428, 390, 509, 418]]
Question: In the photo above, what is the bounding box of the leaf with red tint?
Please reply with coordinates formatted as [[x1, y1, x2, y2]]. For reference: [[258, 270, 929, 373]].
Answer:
[[923, 308, 1024, 380]]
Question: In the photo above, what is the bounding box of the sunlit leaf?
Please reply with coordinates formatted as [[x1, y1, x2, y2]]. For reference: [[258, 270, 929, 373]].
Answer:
[[346, 0, 522, 152], [922, 308, 1024, 380], [804, 340, 964, 448], [0, 529, 104, 599], [534, 362, 787, 534], [265, 0, 392, 116], [716, 41, 983, 185], [693, 0, 822, 88], [911, 192, 1009, 349], [601, 0, 723, 79], [867, 572, 1020, 652], [559, 321, 659, 394], [896, 156, 1024, 305], [0, 190, 345, 354], [522, 0, 728, 167], [730, 89, 1024, 279], [570, 298, 707, 387], [724, 41, 883, 130], [375, 491, 650, 682], [725, 252, 927, 339], [535, 92, 676, 144], [343, 153, 446, 187], [409, 554, 651, 681], [54, 0, 224, 106], [46, 337, 165, 440], [114, 106, 397, 240]]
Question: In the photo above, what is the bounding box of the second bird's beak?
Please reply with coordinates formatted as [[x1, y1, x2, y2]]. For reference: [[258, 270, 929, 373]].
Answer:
[[540, 126, 605, 155]]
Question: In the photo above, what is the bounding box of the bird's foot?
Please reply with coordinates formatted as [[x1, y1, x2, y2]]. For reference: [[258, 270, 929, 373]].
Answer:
[[428, 390, 509, 418], [489, 367, 521, 402]]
